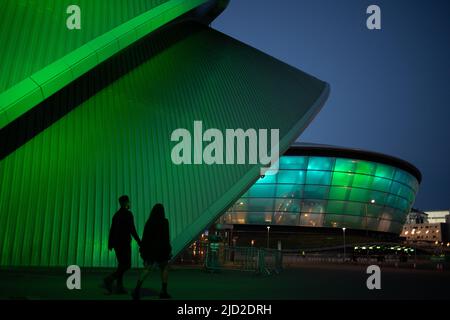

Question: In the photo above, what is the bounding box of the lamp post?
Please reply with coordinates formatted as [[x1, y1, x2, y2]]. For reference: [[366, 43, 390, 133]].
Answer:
[[414, 245, 417, 268], [342, 227, 346, 262], [365, 199, 376, 237], [365, 199, 375, 262], [267, 226, 271, 249]]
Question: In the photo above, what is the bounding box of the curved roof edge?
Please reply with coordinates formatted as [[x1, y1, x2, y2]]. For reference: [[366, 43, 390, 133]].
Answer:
[[0, 0, 227, 130], [286, 142, 422, 183]]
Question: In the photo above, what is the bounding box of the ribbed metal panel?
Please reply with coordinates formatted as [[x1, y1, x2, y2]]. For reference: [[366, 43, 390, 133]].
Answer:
[[0, 0, 212, 128], [0, 0, 169, 92], [0, 22, 329, 267]]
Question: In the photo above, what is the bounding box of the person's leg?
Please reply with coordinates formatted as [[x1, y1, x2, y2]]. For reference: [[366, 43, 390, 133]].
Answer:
[[104, 248, 121, 293], [159, 262, 170, 298], [135, 263, 153, 290], [116, 245, 131, 293], [132, 263, 154, 300], [161, 264, 169, 288]]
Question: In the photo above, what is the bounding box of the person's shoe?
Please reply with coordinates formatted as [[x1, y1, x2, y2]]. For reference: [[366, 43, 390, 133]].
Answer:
[[103, 277, 113, 294], [159, 291, 171, 299], [116, 287, 128, 295], [131, 288, 140, 301]]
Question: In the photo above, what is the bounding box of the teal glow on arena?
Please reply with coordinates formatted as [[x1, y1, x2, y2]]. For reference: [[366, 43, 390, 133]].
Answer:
[[223, 144, 421, 234]]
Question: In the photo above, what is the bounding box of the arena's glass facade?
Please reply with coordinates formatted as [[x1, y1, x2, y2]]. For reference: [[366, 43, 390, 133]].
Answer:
[[221, 155, 420, 234]]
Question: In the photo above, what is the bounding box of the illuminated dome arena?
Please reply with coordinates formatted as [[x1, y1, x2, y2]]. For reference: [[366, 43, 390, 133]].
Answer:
[[221, 143, 422, 235]]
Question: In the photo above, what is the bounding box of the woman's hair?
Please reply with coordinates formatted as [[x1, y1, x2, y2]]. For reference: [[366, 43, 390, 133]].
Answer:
[[148, 203, 165, 223]]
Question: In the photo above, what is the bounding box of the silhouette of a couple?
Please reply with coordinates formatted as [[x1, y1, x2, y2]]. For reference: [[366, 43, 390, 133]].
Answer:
[[104, 195, 172, 300]]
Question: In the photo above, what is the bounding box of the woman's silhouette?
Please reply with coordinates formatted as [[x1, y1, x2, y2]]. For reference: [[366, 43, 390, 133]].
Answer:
[[132, 203, 172, 300]]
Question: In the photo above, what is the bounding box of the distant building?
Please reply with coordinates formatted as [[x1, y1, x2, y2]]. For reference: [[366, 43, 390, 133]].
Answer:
[[402, 210, 449, 243], [425, 210, 450, 224], [405, 208, 428, 224], [402, 223, 447, 243]]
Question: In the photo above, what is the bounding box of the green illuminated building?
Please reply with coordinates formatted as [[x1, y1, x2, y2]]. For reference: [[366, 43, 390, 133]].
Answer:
[[0, 1, 329, 267], [221, 144, 421, 234]]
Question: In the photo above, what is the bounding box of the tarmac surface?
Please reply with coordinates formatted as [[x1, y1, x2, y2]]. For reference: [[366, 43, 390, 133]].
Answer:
[[0, 264, 449, 300]]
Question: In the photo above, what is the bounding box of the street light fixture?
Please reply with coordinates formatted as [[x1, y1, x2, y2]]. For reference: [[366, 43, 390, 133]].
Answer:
[[267, 226, 271, 249]]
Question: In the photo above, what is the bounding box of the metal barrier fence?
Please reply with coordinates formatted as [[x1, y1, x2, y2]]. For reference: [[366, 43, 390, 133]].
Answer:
[[204, 245, 283, 275], [203, 245, 448, 272], [281, 252, 448, 270]]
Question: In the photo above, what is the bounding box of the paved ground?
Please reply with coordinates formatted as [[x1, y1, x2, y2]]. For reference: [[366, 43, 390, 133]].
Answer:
[[0, 264, 449, 300]]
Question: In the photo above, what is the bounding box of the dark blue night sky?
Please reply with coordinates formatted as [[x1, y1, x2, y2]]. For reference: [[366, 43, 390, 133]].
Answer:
[[213, 0, 450, 210]]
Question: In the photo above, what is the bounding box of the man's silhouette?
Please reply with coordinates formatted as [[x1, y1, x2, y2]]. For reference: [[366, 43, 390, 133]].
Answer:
[[104, 195, 141, 294]]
